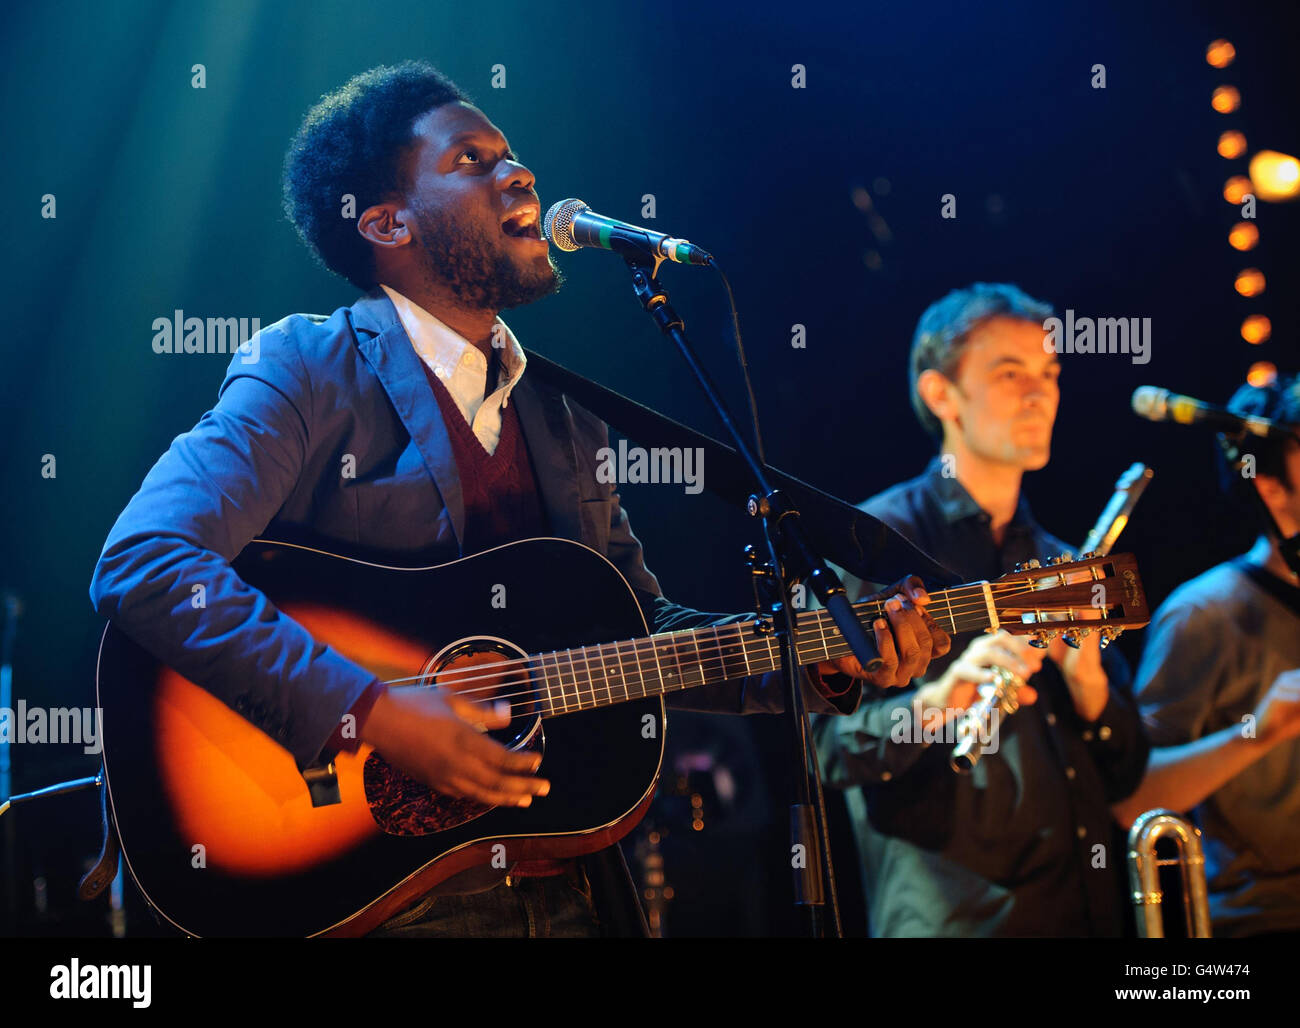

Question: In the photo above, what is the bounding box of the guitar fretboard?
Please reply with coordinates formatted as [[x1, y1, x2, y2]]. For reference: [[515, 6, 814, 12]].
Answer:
[[530, 582, 1002, 716]]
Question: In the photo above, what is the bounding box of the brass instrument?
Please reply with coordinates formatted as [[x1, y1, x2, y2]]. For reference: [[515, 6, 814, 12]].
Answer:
[[1126, 808, 1212, 938]]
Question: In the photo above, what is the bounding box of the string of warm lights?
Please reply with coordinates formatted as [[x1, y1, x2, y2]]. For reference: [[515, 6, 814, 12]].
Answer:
[[1207, 37, 1299, 387]]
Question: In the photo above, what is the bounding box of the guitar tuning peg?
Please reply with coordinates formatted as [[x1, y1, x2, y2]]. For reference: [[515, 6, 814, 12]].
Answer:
[[1014, 558, 1042, 572], [1098, 626, 1122, 649], [1080, 550, 1100, 560], [1060, 551, 1075, 564], [1061, 630, 1082, 649], [1027, 632, 1050, 649]]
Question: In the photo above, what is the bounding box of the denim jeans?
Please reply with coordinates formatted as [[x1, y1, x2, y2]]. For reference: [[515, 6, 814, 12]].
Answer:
[[368, 864, 602, 938]]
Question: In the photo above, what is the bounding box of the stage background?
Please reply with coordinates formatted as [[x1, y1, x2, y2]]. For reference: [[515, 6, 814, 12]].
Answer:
[[1, 0, 1297, 935]]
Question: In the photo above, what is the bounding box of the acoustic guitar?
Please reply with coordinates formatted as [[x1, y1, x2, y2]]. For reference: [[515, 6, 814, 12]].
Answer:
[[95, 537, 1149, 936]]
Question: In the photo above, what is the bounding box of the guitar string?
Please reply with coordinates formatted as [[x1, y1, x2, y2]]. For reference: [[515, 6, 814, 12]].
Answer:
[[363, 586, 1111, 707], [365, 579, 1101, 697], [387, 574, 1097, 681], [369, 619, 1112, 710], [361, 583, 1054, 693]]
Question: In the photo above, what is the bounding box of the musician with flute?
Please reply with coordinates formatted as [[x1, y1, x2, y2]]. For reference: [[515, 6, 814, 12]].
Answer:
[[814, 283, 1149, 937]]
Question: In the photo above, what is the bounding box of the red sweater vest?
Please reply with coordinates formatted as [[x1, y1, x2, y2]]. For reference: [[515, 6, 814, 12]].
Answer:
[[420, 362, 547, 555], [417, 364, 565, 880]]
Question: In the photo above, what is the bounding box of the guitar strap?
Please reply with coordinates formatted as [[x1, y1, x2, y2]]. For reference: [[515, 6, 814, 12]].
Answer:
[[523, 348, 960, 588]]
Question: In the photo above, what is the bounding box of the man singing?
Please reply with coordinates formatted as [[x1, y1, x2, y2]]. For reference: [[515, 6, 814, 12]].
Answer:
[[89, 62, 948, 937], [814, 283, 1149, 936]]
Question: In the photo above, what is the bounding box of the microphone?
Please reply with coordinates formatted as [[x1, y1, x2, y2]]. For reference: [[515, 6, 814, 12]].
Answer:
[[543, 199, 713, 266], [1131, 386, 1295, 440]]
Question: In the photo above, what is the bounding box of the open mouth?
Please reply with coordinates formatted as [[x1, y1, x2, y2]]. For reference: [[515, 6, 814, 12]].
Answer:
[[501, 205, 544, 240]]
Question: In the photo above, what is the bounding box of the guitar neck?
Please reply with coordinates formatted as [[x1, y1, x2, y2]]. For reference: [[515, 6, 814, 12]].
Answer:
[[531, 581, 999, 716]]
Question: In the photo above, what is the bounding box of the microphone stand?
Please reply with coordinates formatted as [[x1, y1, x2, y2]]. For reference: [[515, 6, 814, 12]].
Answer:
[[620, 251, 881, 938]]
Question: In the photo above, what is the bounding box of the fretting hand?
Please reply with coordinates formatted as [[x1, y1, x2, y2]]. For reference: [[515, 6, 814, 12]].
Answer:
[[816, 575, 953, 689]]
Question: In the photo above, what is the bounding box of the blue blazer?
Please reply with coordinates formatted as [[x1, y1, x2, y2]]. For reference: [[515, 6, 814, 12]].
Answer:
[[90, 289, 852, 768]]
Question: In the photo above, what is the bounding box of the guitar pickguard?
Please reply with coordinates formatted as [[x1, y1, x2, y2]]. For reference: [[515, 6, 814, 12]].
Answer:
[[364, 717, 544, 835]]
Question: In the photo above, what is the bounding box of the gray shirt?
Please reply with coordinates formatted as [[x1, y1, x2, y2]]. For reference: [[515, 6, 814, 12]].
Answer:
[[1135, 557, 1300, 937]]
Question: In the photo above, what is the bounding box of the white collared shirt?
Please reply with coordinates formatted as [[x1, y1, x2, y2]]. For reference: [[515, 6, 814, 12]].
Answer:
[[380, 284, 527, 455]]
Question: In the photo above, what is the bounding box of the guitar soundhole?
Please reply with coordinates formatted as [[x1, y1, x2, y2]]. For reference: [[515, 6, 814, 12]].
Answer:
[[363, 637, 546, 837]]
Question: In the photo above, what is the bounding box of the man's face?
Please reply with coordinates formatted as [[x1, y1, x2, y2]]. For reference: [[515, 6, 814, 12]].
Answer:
[[943, 315, 1061, 470], [1260, 439, 1300, 536], [399, 102, 560, 311]]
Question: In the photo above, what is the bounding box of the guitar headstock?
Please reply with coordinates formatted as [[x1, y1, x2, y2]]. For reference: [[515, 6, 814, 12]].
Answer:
[[990, 551, 1149, 649]]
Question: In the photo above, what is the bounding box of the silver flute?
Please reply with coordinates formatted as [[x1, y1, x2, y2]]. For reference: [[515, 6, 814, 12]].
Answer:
[[948, 462, 1153, 775], [949, 665, 1026, 774]]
